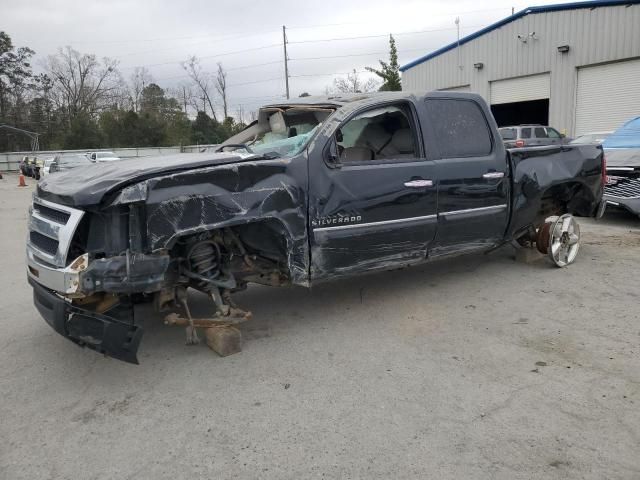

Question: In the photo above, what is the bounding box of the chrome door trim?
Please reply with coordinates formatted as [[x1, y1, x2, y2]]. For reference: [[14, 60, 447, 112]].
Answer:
[[314, 214, 437, 232], [440, 204, 507, 218]]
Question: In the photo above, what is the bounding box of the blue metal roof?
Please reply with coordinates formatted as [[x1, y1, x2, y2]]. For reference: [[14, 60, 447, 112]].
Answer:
[[400, 0, 640, 72]]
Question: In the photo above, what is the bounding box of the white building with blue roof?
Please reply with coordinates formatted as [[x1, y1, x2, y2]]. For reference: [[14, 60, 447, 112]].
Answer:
[[400, 0, 640, 136]]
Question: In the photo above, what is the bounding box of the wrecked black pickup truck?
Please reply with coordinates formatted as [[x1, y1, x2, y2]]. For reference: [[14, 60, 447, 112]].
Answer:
[[27, 92, 606, 363]]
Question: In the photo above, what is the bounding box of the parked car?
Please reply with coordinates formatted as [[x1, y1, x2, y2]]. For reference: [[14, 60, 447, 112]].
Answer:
[[40, 157, 56, 177], [499, 125, 569, 148], [27, 92, 605, 364], [48, 154, 94, 173], [602, 116, 640, 216], [86, 151, 121, 162], [570, 131, 612, 145]]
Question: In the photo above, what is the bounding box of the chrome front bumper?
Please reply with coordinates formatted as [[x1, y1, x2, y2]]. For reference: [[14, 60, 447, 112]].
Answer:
[[26, 248, 87, 294]]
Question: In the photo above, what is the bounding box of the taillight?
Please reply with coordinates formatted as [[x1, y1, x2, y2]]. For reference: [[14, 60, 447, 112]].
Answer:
[[602, 154, 607, 187], [515, 139, 525, 148]]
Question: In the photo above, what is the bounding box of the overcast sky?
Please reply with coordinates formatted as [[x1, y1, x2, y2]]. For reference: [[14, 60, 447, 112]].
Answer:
[[2, 0, 567, 115]]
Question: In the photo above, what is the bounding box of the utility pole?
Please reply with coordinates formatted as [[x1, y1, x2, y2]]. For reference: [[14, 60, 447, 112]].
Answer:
[[282, 25, 290, 99]]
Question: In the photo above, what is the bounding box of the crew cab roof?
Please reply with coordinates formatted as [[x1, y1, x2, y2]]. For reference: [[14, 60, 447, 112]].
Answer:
[[261, 90, 484, 110]]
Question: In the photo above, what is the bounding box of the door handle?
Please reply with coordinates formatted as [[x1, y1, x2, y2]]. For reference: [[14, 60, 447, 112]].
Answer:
[[404, 179, 433, 188], [482, 172, 505, 179]]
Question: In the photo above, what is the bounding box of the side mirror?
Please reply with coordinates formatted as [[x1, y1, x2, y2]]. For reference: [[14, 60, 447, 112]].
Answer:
[[560, 133, 566, 138]]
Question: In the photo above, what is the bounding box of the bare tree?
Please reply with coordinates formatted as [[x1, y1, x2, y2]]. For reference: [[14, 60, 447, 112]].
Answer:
[[45, 46, 121, 125], [215, 62, 228, 119], [333, 69, 379, 93], [182, 55, 217, 121], [129, 66, 152, 112]]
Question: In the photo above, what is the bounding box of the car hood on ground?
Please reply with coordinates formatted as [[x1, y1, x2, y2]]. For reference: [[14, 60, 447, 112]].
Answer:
[[37, 152, 252, 207]]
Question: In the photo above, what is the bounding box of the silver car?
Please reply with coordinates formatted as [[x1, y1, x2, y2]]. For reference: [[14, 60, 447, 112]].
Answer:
[[499, 125, 568, 148]]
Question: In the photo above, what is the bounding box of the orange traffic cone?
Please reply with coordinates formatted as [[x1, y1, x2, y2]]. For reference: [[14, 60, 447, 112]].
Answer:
[[18, 174, 27, 187]]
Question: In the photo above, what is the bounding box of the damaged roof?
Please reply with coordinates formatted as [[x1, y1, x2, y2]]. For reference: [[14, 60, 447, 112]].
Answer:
[[262, 91, 416, 108], [400, 0, 640, 72]]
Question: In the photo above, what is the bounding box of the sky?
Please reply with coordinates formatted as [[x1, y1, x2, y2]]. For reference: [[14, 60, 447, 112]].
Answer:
[[2, 0, 570, 116]]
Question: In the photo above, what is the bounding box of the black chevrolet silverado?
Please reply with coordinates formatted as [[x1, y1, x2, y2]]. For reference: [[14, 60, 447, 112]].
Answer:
[[27, 92, 606, 363]]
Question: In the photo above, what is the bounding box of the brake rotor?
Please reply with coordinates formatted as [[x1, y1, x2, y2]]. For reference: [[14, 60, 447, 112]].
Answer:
[[547, 214, 581, 267], [536, 222, 552, 254]]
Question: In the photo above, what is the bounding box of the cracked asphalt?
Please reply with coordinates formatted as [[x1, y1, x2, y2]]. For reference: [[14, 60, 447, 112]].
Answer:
[[1, 174, 639, 479]]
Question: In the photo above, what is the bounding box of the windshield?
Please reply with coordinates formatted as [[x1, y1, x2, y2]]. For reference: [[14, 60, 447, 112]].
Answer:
[[220, 107, 335, 158], [499, 128, 517, 140], [250, 125, 319, 157]]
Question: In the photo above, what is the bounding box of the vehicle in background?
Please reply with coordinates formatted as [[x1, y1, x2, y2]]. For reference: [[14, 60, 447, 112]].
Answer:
[[86, 151, 121, 162], [27, 92, 605, 364], [41, 158, 56, 177], [25, 156, 44, 179], [499, 125, 569, 148], [570, 131, 612, 145], [602, 116, 640, 216], [49, 154, 94, 173]]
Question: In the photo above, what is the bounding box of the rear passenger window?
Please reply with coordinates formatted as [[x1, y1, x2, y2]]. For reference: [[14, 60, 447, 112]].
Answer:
[[521, 128, 532, 139], [424, 99, 492, 157], [534, 127, 548, 138]]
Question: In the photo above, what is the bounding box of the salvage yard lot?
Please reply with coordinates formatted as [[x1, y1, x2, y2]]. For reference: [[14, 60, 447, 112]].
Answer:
[[1, 174, 639, 479]]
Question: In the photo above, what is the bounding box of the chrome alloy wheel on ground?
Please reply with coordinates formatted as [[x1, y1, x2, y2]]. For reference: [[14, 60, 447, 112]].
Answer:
[[548, 214, 581, 267]]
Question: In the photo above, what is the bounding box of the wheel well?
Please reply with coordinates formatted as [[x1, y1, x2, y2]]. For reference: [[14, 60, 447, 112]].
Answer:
[[170, 219, 293, 288], [535, 182, 595, 224]]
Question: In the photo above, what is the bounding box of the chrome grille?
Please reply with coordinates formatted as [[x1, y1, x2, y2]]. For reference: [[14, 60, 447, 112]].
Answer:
[[30, 231, 59, 255], [33, 203, 70, 224], [27, 197, 84, 267], [605, 177, 640, 199]]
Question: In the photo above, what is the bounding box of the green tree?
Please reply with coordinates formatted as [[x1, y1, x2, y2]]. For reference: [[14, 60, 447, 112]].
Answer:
[[61, 112, 102, 149], [366, 34, 402, 91]]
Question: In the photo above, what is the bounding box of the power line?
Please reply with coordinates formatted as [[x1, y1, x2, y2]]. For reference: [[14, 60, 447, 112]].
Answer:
[[285, 6, 516, 29], [289, 45, 465, 62], [290, 70, 369, 78], [65, 28, 280, 45], [287, 25, 483, 45], [119, 44, 281, 70], [227, 77, 283, 88]]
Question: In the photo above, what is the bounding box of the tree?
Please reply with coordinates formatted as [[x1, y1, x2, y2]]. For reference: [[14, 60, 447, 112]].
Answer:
[[366, 35, 402, 91], [128, 66, 152, 112], [182, 56, 217, 121], [44, 46, 121, 127], [299, 92, 310, 97], [61, 112, 102, 149], [215, 62, 228, 119], [333, 69, 379, 93]]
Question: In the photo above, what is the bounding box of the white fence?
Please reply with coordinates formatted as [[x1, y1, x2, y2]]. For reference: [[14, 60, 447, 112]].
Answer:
[[0, 145, 217, 172]]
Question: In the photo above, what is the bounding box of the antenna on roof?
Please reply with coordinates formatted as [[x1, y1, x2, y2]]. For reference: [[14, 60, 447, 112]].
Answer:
[[455, 17, 462, 70]]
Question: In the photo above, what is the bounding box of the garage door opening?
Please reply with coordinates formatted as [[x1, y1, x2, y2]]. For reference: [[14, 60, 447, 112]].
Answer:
[[491, 99, 549, 127]]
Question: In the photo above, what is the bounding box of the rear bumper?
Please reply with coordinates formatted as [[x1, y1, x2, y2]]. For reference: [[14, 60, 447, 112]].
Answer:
[[29, 277, 143, 364]]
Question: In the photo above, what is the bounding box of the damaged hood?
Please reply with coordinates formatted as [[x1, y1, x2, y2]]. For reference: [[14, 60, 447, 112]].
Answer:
[[37, 152, 257, 207]]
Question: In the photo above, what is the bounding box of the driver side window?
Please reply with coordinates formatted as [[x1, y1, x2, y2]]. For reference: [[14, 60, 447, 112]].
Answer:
[[336, 104, 418, 163]]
